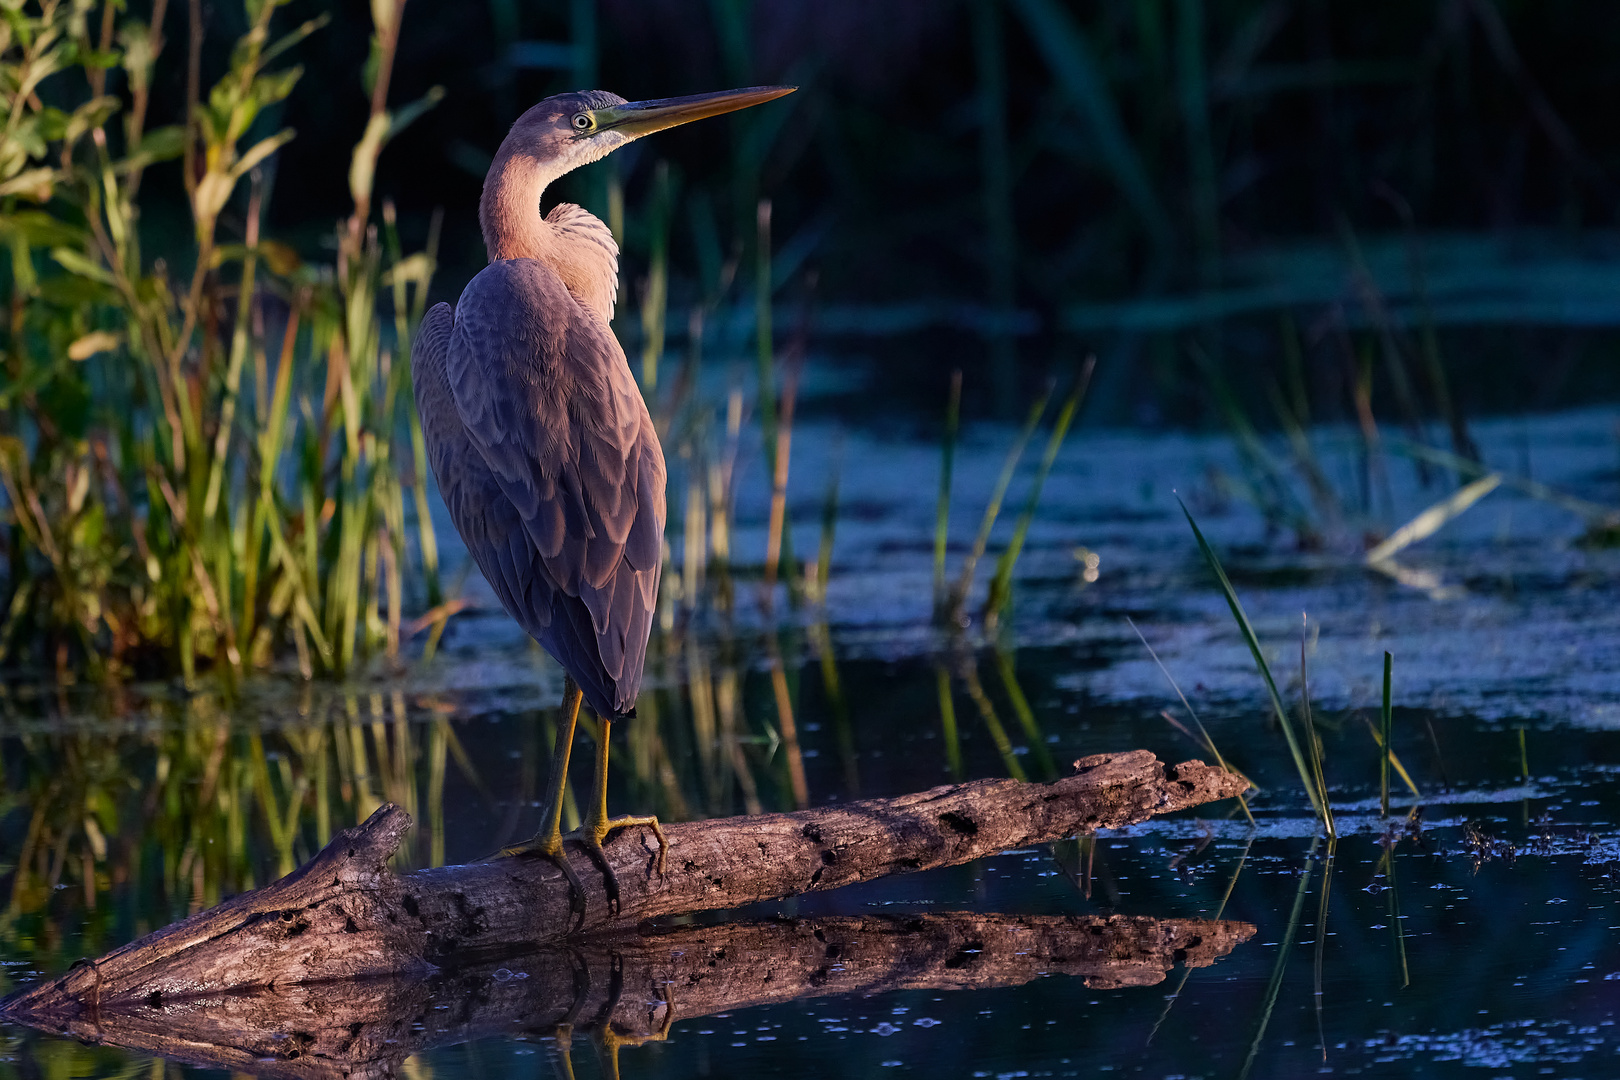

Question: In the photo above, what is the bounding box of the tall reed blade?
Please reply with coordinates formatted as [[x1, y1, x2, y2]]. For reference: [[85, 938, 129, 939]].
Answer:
[[1127, 615, 1254, 824], [948, 386, 1051, 622], [1180, 497, 1333, 834], [1299, 615, 1330, 825], [984, 357, 1095, 629], [1381, 652, 1393, 817]]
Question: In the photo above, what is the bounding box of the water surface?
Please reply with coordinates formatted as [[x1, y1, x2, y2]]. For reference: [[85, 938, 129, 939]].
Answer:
[[4, 406, 1620, 1078]]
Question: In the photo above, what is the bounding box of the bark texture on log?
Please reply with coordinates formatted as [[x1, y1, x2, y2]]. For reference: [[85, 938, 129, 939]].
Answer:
[[7, 913, 1255, 1080], [1, 751, 1246, 1019]]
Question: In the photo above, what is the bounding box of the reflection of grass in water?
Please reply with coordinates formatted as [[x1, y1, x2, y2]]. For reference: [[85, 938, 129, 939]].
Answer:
[[0, 689, 485, 980], [1148, 830, 1252, 1046], [1240, 835, 1320, 1080], [1377, 833, 1411, 989], [960, 657, 1026, 783], [1314, 838, 1338, 1063], [0, 645, 824, 980], [992, 648, 1055, 782], [937, 664, 964, 781]]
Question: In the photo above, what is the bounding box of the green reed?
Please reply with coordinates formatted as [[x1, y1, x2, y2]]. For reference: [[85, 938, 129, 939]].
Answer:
[[1381, 652, 1393, 816], [983, 359, 1094, 629], [0, 0, 441, 682], [940, 385, 1050, 625]]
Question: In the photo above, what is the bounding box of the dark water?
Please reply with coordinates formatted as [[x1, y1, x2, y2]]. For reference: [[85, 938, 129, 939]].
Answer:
[[4, 407, 1620, 1078]]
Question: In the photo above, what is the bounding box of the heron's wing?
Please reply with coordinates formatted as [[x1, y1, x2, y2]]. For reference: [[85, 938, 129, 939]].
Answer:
[[412, 301, 563, 648], [443, 260, 665, 716]]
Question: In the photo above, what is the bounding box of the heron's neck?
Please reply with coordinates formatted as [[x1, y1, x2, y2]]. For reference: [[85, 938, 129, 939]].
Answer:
[[479, 148, 620, 322]]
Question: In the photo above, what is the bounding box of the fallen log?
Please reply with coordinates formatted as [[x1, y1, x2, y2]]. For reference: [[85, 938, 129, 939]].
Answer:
[[1, 750, 1247, 1021], [4, 913, 1256, 1079]]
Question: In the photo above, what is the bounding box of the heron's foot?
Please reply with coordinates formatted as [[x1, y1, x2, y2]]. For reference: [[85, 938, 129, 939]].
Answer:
[[498, 828, 588, 929], [576, 814, 668, 915]]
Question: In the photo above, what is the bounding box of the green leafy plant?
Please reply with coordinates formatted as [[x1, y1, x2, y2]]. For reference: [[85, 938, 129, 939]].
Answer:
[[0, 0, 440, 682]]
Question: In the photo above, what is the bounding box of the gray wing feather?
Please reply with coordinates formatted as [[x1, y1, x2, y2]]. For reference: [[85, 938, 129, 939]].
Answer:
[[421, 261, 665, 718]]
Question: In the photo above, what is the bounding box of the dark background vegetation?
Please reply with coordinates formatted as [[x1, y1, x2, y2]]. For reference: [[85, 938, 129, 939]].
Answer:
[[202, 0, 1620, 426]]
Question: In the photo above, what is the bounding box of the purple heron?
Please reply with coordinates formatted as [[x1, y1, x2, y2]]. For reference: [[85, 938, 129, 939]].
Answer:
[[412, 85, 794, 913]]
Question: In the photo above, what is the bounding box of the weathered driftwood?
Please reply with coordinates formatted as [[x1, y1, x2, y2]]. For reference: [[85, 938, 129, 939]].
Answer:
[[1, 750, 1246, 1020], [5, 913, 1256, 1079]]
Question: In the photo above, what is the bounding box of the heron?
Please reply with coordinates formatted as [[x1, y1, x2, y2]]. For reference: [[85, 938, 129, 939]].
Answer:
[[411, 85, 795, 913]]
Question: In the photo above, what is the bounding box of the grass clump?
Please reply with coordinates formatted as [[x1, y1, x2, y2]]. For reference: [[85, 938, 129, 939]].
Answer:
[[0, 0, 442, 682], [1179, 496, 1334, 835]]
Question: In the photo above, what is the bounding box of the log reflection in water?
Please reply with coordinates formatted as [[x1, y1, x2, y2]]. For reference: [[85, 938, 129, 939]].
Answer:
[[5, 912, 1254, 1079]]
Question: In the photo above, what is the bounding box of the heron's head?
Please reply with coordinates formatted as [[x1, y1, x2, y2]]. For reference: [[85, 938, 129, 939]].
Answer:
[[506, 85, 796, 176]]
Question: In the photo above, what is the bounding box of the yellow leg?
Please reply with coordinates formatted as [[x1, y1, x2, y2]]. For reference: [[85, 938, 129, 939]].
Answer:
[[577, 716, 669, 913], [500, 679, 588, 920]]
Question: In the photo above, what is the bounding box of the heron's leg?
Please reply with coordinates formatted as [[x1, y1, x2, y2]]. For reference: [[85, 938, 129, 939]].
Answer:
[[501, 678, 588, 921], [576, 716, 669, 914]]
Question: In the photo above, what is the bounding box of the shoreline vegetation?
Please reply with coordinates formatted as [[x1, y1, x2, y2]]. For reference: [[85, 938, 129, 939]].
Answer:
[[0, 0, 446, 684]]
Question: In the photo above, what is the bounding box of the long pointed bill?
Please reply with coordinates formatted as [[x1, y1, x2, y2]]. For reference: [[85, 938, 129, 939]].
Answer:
[[590, 85, 796, 139]]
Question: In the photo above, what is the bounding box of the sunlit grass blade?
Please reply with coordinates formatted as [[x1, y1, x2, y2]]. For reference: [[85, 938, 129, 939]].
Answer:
[[1393, 440, 1619, 527], [1363, 718, 1420, 803], [1179, 496, 1333, 834], [1366, 473, 1501, 564]]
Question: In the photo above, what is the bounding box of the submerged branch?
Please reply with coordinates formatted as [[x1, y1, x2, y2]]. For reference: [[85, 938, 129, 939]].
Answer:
[[2, 750, 1247, 1023]]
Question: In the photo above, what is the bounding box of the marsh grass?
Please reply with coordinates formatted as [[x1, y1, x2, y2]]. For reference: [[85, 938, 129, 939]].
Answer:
[[1381, 652, 1393, 816], [0, 0, 443, 683], [983, 358, 1094, 630]]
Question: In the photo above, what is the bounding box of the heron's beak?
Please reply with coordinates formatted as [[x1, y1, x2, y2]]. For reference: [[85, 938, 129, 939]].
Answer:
[[590, 85, 796, 139]]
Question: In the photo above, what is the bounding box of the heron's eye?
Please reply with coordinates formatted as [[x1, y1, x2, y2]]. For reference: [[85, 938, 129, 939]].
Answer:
[[571, 113, 594, 132]]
